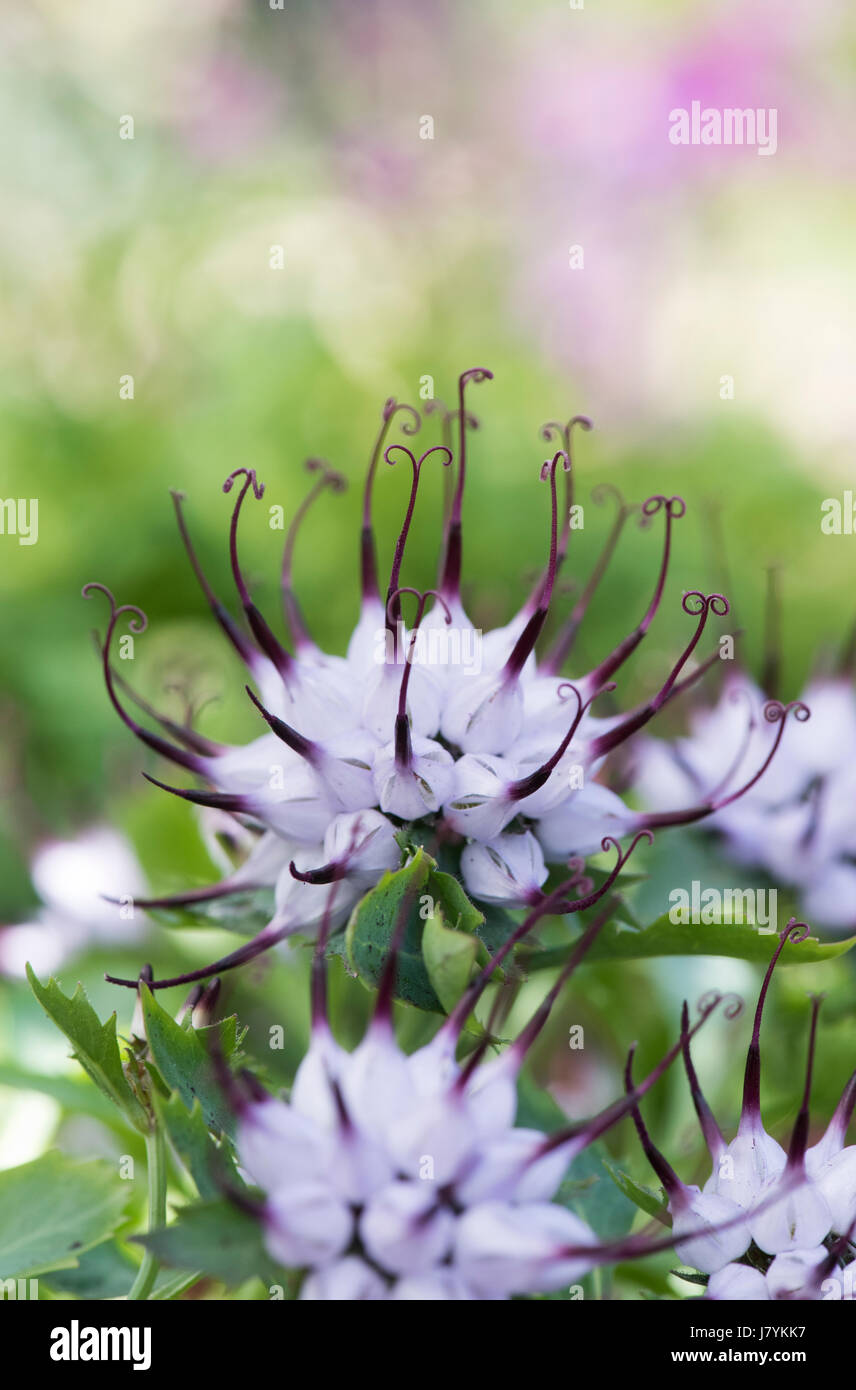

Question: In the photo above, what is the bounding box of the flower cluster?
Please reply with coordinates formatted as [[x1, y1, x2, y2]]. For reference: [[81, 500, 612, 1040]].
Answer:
[[635, 669, 856, 932], [85, 369, 807, 993], [229, 865, 734, 1300], [629, 921, 856, 1301]]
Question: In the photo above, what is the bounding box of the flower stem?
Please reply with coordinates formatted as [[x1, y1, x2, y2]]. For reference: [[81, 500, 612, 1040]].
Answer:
[[128, 1126, 167, 1301]]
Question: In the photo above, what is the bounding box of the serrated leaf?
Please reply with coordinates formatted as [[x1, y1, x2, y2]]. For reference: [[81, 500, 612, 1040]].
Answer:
[[0, 1153, 130, 1278], [140, 985, 237, 1136], [601, 1155, 670, 1224], [134, 1198, 286, 1288], [522, 917, 856, 969], [154, 1091, 244, 1200], [345, 849, 443, 1012], [26, 965, 149, 1132]]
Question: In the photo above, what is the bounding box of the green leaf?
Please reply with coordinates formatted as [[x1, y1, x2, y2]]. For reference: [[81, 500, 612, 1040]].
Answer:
[[26, 966, 149, 1132], [422, 904, 479, 1013], [475, 903, 519, 957], [557, 1145, 640, 1242], [427, 868, 484, 935], [149, 1270, 204, 1300], [514, 1071, 568, 1133], [45, 1240, 138, 1299], [0, 1153, 130, 1278], [671, 1267, 709, 1287], [140, 985, 238, 1136], [522, 917, 856, 969], [153, 1091, 244, 1200], [134, 1199, 286, 1288], [345, 849, 443, 1013], [601, 1156, 670, 1224]]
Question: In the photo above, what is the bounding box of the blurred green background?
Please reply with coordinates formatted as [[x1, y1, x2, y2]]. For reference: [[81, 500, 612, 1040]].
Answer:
[[0, 0, 854, 1295]]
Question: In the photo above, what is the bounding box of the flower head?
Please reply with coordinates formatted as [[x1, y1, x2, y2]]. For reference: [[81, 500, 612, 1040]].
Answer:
[[226, 862, 735, 1299], [85, 370, 807, 995], [630, 918, 856, 1298]]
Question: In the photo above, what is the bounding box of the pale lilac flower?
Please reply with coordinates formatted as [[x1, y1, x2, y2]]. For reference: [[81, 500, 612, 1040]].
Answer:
[[635, 671, 856, 931], [229, 856, 738, 1299], [0, 827, 147, 977], [84, 371, 806, 996], [632, 921, 856, 1297]]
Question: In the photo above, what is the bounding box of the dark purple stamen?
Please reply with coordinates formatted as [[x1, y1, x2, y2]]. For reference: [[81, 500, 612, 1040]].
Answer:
[[104, 650, 224, 758], [106, 917, 297, 991], [244, 685, 318, 765], [503, 451, 569, 680], [580, 494, 686, 693], [141, 771, 249, 815], [288, 859, 348, 885], [680, 999, 727, 1162], [506, 681, 613, 802], [558, 1170, 802, 1269], [107, 833, 359, 996], [452, 892, 614, 1090], [424, 398, 479, 561], [625, 1044, 685, 1198], [632, 699, 810, 833], [222, 469, 292, 680], [588, 591, 729, 760], [104, 880, 265, 911], [825, 1067, 856, 1152], [384, 445, 452, 626], [386, 587, 451, 766], [361, 399, 421, 603], [500, 896, 618, 1071], [787, 994, 823, 1168], [534, 993, 735, 1165], [82, 583, 204, 775], [443, 831, 653, 1041], [538, 414, 592, 579], [740, 918, 810, 1128], [170, 490, 258, 670], [438, 367, 493, 601]]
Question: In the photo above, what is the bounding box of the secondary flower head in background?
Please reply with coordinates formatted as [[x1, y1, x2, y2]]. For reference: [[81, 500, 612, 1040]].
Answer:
[[633, 660, 856, 933], [629, 919, 856, 1299], [0, 827, 147, 978]]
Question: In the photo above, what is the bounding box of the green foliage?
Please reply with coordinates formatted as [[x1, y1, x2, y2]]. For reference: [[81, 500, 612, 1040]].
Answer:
[[134, 1199, 288, 1290], [0, 1154, 129, 1279], [140, 985, 244, 1137], [522, 918, 856, 970], [153, 1091, 244, 1200], [26, 966, 149, 1133]]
